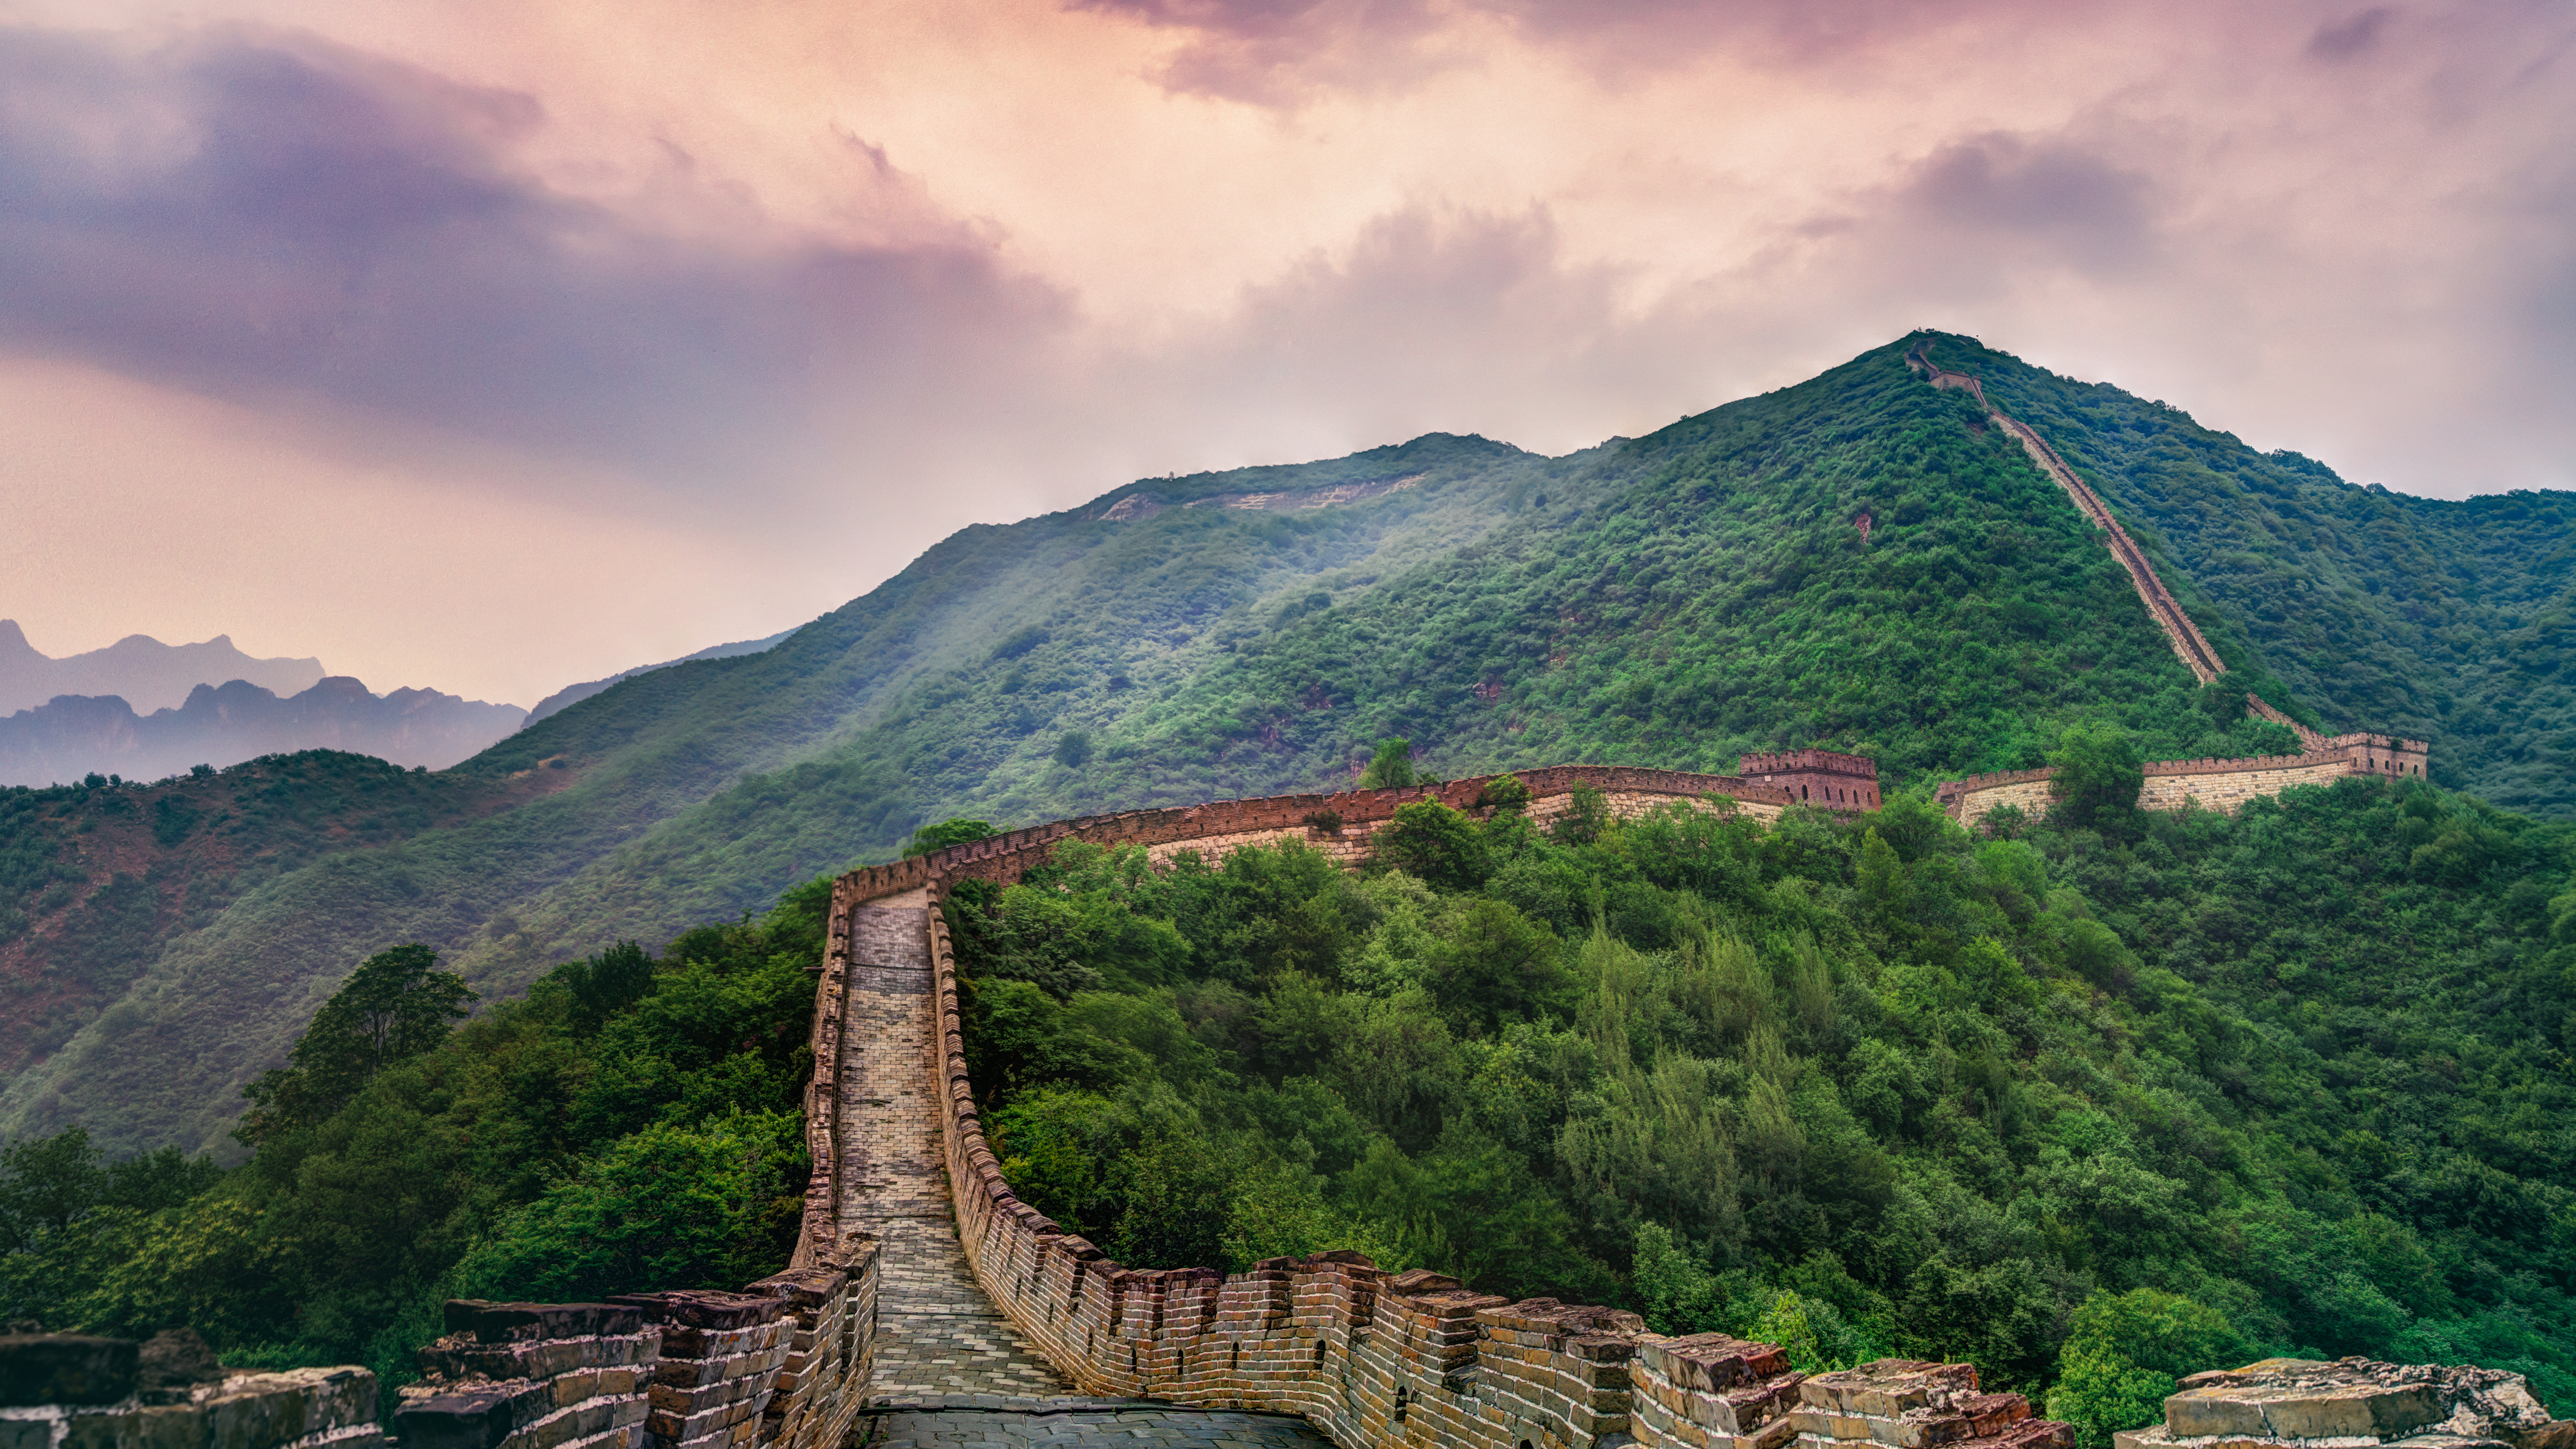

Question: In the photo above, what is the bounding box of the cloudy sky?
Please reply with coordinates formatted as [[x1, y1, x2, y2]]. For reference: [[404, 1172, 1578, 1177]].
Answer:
[[1, 0, 2569, 706]]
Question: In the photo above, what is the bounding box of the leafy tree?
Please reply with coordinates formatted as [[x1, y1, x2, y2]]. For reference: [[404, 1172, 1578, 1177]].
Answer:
[[906, 817, 998, 857], [0, 1127, 105, 1252], [2049, 723, 2146, 836], [1425, 897, 1567, 1034], [2046, 1289, 2243, 1449], [1053, 731, 1093, 768], [1553, 785, 1612, 846], [1358, 739, 1418, 790], [448, 1111, 806, 1302], [238, 944, 473, 1146], [1475, 773, 1535, 813], [1376, 800, 1492, 892], [538, 941, 657, 1035]]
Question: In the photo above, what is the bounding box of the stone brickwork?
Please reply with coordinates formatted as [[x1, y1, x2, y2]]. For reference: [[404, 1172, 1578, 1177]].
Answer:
[[1137, 786, 1783, 873], [1538, 790, 1783, 828], [1739, 752, 1880, 812], [857, 1404, 1331, 1445], [1786, 1360, 2067, 1449], [1628, 1333, 1804, 1449], [391, 1247, 878, 1449], [2114, 1357, 2572, 1449], [828, 904, 1069, 1403], [2135, 758, 2359, 814]]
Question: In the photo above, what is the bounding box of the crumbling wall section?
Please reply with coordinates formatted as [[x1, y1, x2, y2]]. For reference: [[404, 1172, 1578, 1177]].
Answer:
[[390, 1240, 876, 1449], [2117, 1357, 2572, 1449], [0, 1337, 378, 1449]]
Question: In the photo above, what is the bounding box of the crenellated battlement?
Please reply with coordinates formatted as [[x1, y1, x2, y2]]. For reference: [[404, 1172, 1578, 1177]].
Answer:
[[1739, 750, 1881, 811]]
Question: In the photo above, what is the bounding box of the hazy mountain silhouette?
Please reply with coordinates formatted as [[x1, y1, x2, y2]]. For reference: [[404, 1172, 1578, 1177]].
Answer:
[[0, 621, 324, 715], [0, 676, 527, 787]]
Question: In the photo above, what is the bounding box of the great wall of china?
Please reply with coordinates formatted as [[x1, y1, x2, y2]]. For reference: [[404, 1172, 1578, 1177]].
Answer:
[[1899, 337, 2428, 824], [1904, 339, 2227, 685], [0, 341, 2492, 1449]]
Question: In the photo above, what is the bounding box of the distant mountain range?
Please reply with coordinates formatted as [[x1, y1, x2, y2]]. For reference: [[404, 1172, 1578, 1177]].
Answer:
[[0, 677, 527, 787], [0, 621, 322, 714], [0, 618, 798, 787]]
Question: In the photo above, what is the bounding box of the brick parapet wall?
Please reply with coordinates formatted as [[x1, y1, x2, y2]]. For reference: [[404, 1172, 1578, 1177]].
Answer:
[[914, 867, 1680, 1446], [1934, 732, 2433, 828], [790, 882, 859, 1271], [828, 765, 1803, 909], [1739, 751, 1876, 779], [389, 1239, 877, 1449]]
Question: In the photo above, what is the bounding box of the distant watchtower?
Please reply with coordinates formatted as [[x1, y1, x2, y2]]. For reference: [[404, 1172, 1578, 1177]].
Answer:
[[1740, 750, 1879, 811]]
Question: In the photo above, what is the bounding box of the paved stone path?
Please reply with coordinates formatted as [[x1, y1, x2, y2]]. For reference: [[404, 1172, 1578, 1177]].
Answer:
[[838, 905, 1069, 1401], [832, 904, 1335, 1446], [855, 1406, 1332, 1447]]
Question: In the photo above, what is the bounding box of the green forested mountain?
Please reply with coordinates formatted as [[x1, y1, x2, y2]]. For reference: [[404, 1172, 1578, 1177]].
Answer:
[[1930, 340, 2576, 817], [1, 333, 2567, 1158]]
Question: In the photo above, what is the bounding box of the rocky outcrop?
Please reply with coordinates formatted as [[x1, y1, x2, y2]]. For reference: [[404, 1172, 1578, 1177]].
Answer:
[[2117, 1358, 2573, 1449], [0, 1331, 379, 1449]]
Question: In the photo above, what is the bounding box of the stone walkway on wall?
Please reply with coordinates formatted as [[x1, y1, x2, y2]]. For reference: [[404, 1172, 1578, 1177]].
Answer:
[[838, 905, 1071, 1404], [855, 1407, 1331, 1447]]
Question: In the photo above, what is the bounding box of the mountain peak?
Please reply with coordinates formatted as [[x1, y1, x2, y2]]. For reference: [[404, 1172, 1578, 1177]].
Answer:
[[0, 626, 327, 715]]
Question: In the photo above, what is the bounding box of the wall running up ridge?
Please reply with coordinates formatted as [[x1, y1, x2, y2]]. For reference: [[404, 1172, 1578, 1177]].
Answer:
[[1905, 338, 2229, 684]]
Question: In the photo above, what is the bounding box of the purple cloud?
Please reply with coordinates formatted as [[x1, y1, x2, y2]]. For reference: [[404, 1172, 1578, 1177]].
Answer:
[[1898, 135, 2159, 275], [0, 26, 1064, 480], [2308, 7, 2397, 59]]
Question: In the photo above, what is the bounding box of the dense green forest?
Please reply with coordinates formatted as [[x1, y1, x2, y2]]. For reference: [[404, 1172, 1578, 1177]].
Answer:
[[6, 333, 2569, 1162], [950, 763, 2576, 1443], [0, 884, 823, 1389], [0, 754, 534, 1073]]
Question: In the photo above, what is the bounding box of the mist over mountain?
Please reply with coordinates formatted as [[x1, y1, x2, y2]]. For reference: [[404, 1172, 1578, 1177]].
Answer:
[[521, 628, 799, 729], [0, 676, 527, 787], [0, 621, 323, 715], [1, 333, 2568, 1160]]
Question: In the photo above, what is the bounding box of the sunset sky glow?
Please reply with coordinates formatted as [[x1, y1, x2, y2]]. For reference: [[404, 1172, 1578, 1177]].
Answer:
[[1, 0, 2570, 705]]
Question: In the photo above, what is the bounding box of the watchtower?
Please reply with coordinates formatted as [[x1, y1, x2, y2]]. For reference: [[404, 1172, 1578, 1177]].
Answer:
[[1739, 749, 1879, 811], [2323, 733, 2431, 780]]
